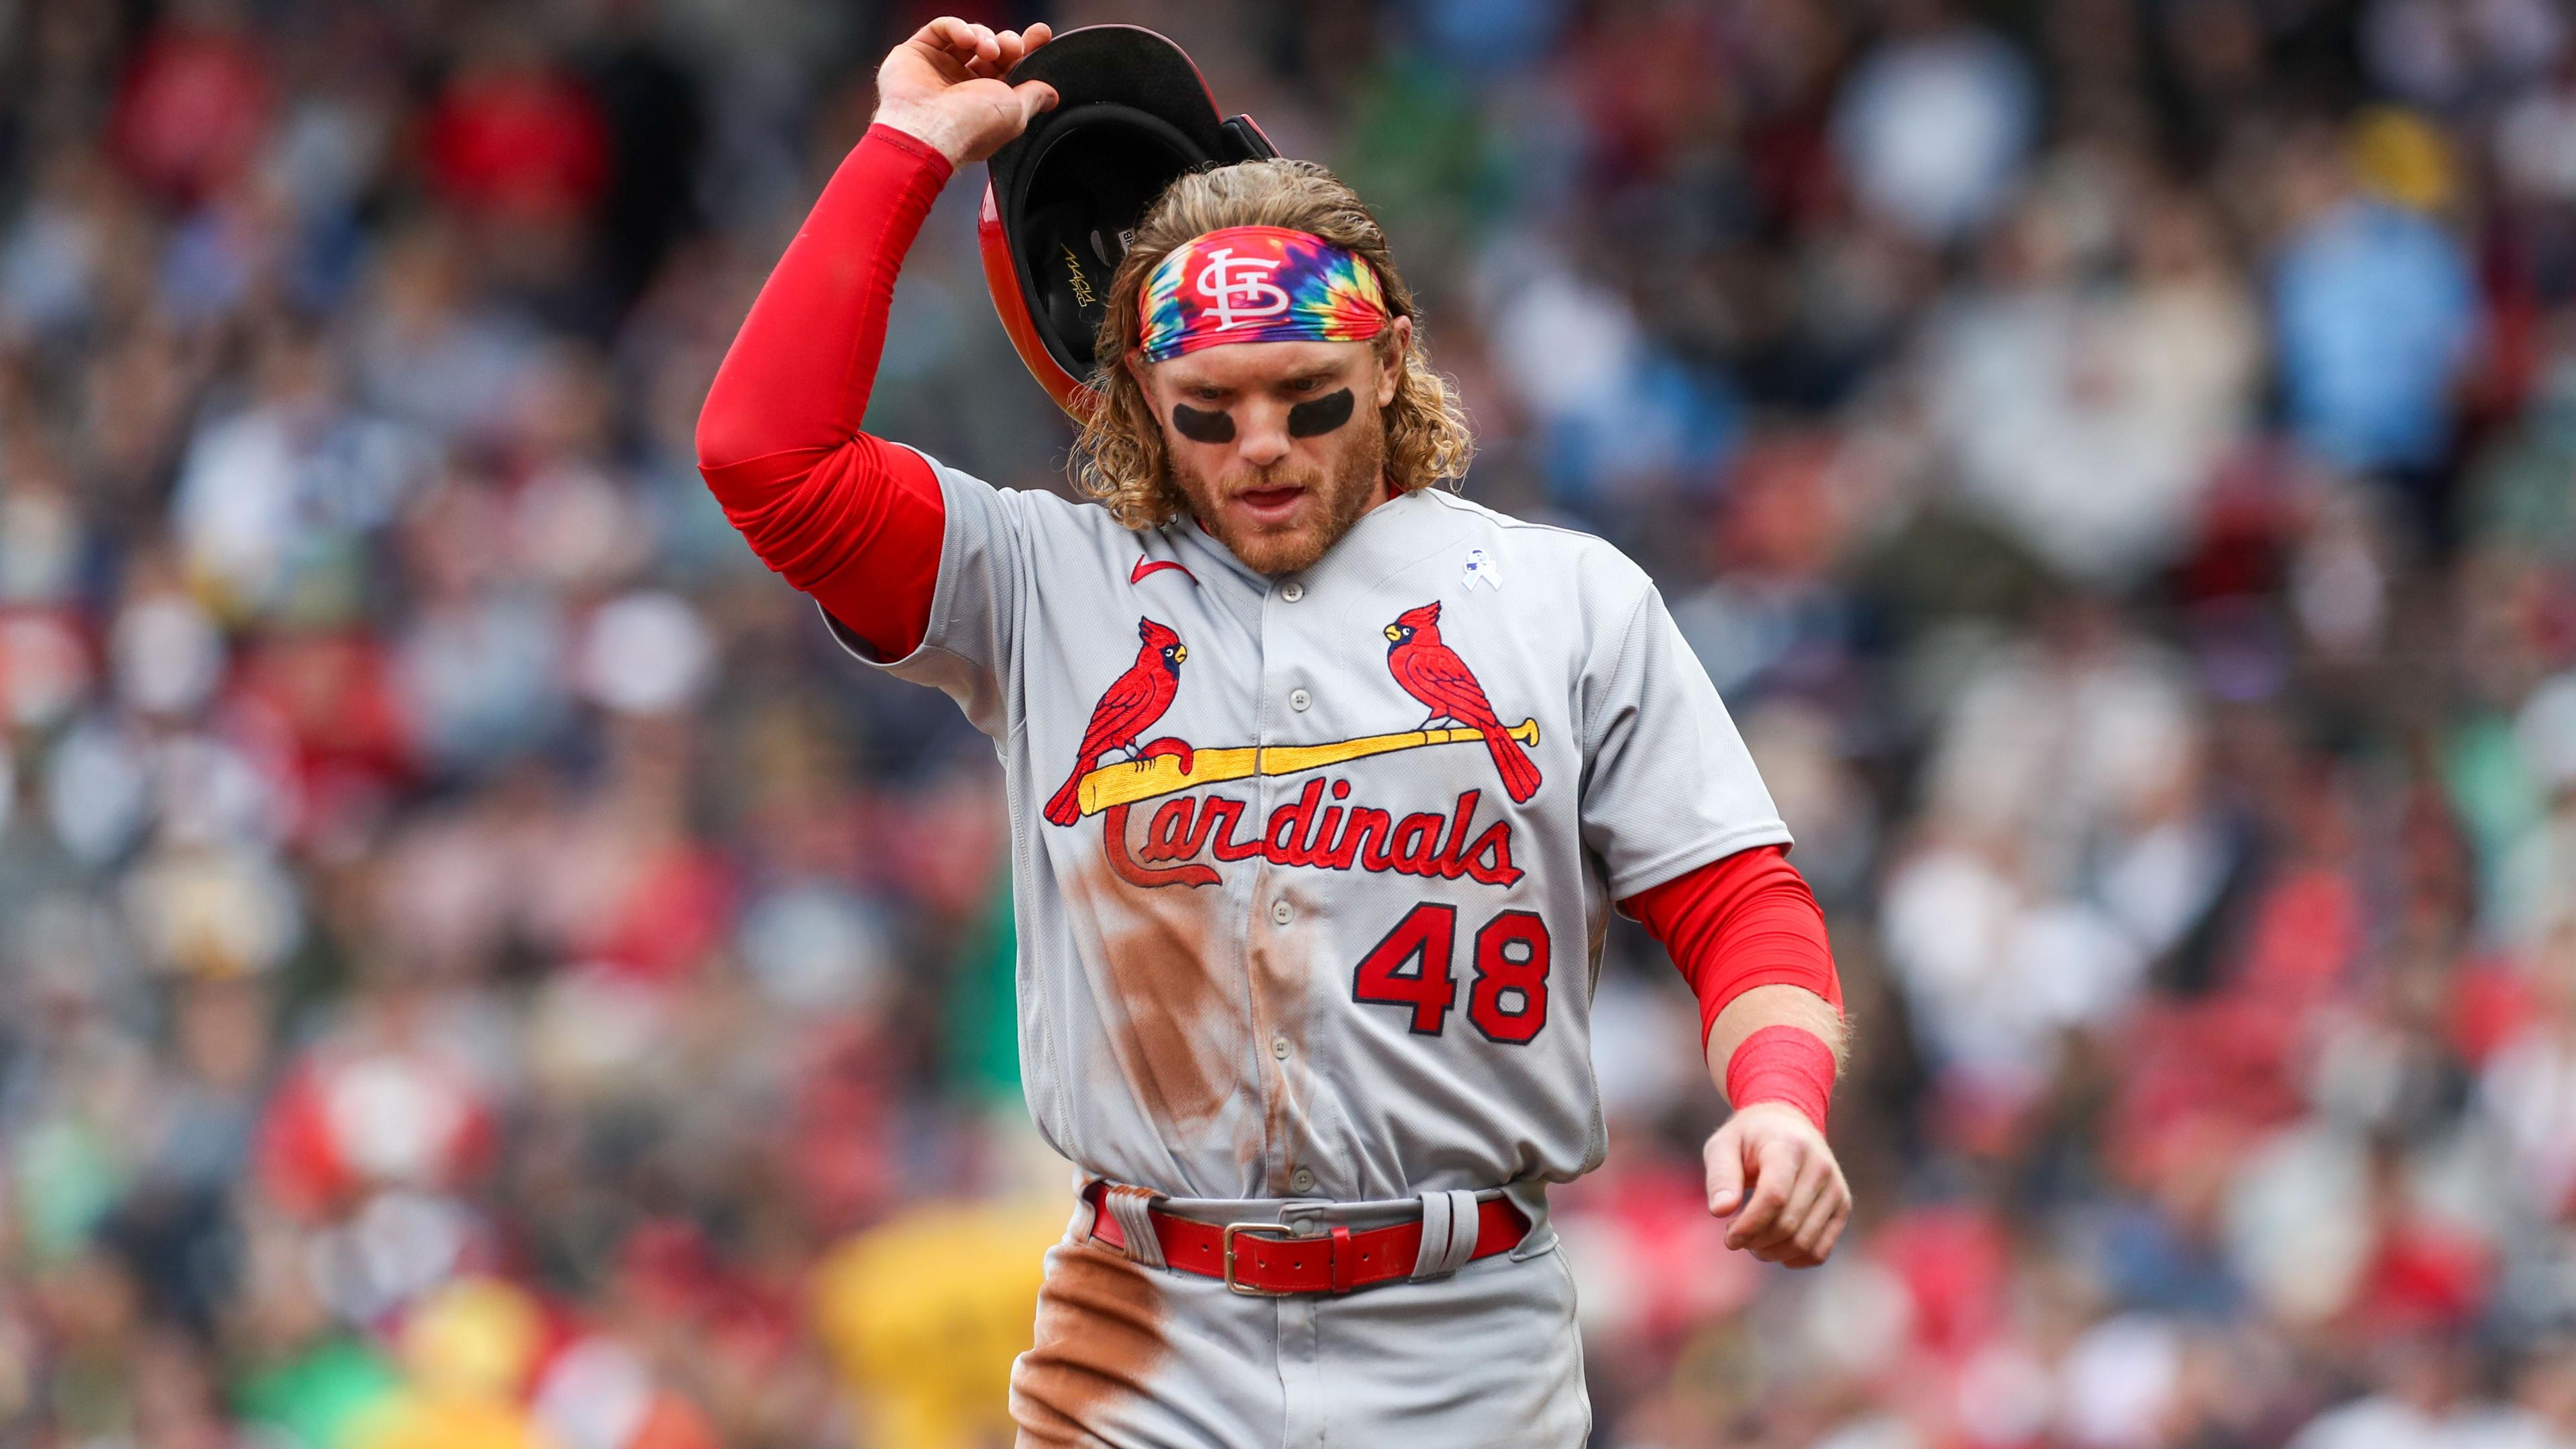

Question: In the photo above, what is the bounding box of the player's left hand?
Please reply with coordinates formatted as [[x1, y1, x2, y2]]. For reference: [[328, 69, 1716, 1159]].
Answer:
[[1704, 1102, 1849, 1267]]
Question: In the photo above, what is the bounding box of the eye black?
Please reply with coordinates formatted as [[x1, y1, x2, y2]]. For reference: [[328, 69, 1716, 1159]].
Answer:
[[1171, 402, 1236, 443], [1287, 388, 1354, 438]]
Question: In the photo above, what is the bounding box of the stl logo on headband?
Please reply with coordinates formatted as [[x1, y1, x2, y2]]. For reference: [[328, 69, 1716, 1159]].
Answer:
[[1193, 247, 1291, 329], [1138, 226, 1391, 363]]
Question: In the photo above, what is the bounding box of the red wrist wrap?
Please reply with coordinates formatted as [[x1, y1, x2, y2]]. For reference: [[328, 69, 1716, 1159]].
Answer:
[[1725, 1025, 1835, 1132]]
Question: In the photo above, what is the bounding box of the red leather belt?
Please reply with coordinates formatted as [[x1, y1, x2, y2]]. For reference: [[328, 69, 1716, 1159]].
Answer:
[[1085, 1183, 1529, 1296]]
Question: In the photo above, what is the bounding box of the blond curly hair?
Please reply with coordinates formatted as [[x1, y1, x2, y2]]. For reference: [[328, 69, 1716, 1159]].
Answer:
[[1071, 160, 1474, 529]]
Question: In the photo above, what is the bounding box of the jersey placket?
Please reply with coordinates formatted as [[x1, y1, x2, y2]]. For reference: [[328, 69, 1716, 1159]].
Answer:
[[1249, 571, 1314, 1201], [1163, 513, 1348, 1203]]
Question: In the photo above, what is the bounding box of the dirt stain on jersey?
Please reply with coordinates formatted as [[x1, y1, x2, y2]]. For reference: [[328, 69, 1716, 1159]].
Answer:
[[1070, 848, 1243, 1133], [1010, 1242, 1169, 1445]]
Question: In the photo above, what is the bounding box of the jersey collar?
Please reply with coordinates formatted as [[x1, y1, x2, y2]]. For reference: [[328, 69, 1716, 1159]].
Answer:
[[1168, 486, 1474, 598]]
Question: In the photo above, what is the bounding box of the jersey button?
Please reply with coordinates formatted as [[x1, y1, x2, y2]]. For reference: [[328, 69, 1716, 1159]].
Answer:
[[1289, 688, 1311, 712], [1271, 1035, 1291, 1060], [1271, 900, 1293, 926], [1281, 581, 1305, 602], [1291, 1167, 1316, 1193]]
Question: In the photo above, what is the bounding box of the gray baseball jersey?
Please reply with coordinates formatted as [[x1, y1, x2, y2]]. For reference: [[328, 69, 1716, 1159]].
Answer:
[[833, 452, 1790, 1205]]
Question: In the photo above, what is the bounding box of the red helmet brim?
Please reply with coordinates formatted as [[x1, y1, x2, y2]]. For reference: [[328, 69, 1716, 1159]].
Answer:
[[980, 180, 1091, 418]]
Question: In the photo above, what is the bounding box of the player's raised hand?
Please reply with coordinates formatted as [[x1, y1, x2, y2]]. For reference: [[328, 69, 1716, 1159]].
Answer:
[[1704, 1102, 1850, 1268], [873, 17, 1057, 168]]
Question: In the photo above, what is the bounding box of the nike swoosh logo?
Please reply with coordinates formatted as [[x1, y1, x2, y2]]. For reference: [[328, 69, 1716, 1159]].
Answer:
[[1131, 557, 1195, 585]]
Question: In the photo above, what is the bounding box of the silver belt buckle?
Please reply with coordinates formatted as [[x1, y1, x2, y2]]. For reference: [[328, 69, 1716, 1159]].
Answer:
[[1221, 1221, 1293, 1297]]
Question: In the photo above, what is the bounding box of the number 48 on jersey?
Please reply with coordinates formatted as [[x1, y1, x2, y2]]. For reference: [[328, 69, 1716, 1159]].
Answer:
[[1351, 903, 1551, 1043]]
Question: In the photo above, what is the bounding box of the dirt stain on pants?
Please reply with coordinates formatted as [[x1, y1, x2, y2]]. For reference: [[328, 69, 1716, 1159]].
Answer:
[[1010, 1241, 1170, 1446]]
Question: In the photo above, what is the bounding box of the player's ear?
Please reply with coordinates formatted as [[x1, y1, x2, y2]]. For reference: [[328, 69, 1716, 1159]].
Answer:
[[1373, 316, 1411, 410]]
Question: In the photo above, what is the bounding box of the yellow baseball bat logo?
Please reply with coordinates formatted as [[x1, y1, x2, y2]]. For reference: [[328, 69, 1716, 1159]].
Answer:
[[1075, 719, 1540, 818]]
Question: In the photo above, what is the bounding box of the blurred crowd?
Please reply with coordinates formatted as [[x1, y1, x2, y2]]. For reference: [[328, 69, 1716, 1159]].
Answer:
[[0, 0, 2573, 1445]]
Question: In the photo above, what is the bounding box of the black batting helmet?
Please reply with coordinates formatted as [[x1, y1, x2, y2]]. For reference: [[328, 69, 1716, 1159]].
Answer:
[[978, 25, 1278, 417]]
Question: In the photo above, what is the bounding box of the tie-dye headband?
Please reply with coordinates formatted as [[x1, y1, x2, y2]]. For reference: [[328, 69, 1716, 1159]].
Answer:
[[1136, 226, 1392, 364]]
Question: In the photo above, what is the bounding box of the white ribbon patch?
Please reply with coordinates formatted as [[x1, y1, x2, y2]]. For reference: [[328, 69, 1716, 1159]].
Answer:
[[1461, 548, 1503, 591]]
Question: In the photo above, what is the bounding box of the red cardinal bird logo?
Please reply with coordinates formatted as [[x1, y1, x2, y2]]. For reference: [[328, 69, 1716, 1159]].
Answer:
[[1044, 618, 1189, 826], [1383, 601, 1542, 804]]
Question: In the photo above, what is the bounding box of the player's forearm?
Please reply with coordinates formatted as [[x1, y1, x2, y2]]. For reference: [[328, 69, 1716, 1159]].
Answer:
[[1625, 845, 1844, 1127], [696, 122, 950, 479], [696, 122, 953, 658], [1706, 983, 1843, 1098], [1625, 845, 1840, 1028]]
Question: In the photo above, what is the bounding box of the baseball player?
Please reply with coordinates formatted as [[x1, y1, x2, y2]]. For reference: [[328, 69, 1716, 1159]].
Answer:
[[698, 19, 1851, 1446]]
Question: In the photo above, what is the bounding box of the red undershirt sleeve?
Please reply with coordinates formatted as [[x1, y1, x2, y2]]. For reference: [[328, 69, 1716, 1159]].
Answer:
[[1621, 843, 1841, 1051], [695, 123, 952, 660]]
